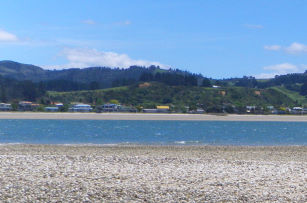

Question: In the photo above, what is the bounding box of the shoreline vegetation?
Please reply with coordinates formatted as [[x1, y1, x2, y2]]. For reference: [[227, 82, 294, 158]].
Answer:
[[2, 112, 307, 121], [0, 145, 306, 202]]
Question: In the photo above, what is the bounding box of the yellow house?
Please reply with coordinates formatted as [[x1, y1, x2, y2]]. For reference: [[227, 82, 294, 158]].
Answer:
[[156, 106, 170, 113]]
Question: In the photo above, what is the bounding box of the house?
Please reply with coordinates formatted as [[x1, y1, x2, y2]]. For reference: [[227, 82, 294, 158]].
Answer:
[[118, 105, 137, 112], [98, 103, 120, 112], [143, 109, 158, 113], [189, 108, 205, 114], [54, 103, 63, 107], [143, 106, 170, 113], [0, 103, 12, 111], [45, 107, 59, 112], [292, 107, 303, 114], [18, 101, 40, 111], [246, 106, 256, 113], [69, 104, 92, 112], [156, 106, 170, 113]]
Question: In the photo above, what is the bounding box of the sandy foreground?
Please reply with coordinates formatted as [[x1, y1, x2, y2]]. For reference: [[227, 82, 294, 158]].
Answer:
[[0, 145, 305, 202], [2, 112, 307, 121]]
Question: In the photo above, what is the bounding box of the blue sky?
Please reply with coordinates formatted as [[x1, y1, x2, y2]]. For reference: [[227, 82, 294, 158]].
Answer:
[[0, 0, 306, 78]]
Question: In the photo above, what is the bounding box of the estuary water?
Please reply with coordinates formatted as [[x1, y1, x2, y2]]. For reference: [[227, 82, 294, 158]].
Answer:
[[0, 120, 306, 145]]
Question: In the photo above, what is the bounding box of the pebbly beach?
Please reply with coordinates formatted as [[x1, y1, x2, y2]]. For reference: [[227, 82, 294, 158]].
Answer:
[[0, 145, 306, 202]]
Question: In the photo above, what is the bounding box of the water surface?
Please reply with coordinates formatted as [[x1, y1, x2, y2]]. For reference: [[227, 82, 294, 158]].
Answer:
[[0, 120, 306, 145]]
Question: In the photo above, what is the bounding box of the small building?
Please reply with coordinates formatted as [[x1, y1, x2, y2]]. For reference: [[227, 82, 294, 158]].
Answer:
[[69, 104, 92, 112], [143, 109, 158, 113], [246, 106, 256, 113], [156, 106, 170, 113], [189, 108, 205, 114], [0, 103, 12, 111], [45, 107, 59, 112], [54, 103, 63, 107], [292, 107, 303, 114], [99, 104, 120, 112], [118, 105, 137, 113], [18, 101, 39, 111], [143, 106, 170, 113]]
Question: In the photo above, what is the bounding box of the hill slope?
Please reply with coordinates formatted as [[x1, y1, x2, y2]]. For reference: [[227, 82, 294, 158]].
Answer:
[[46, 82, 296, 112]]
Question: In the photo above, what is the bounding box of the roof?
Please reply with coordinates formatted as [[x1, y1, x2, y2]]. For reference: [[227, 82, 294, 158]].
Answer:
[[45, 107, 59, 109], [156, 106, 170, 109]]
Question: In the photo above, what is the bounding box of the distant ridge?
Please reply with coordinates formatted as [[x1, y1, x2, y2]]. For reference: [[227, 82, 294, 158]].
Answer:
[[0, 60, 45, 81], [0, 60, 200, 89]]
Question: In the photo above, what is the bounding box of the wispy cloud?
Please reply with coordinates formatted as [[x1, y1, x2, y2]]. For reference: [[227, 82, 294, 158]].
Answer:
[[263, 63, 298, 73], [43, 48, 168, 69], [0, 29, 18, 42], [82, 19, 96, 25], [264, 42, 307, 54], [256, 63, 306, 79], [244, 24, 264, 29], [114, 20, 131, 26], [264, 45, 281, 51]]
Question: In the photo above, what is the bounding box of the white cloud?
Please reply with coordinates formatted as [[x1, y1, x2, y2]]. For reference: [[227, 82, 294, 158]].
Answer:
[[263, 63, 298, 73], [264, 45, 281, 51], [256, 63, 307, 79], [0, 29, 18, 42], [264, 42, 307, 54], [255, 73, 279, 79], [285, 42, 307, 54], [82, 19, 96, 25], [244, 24, 264, 29], [43, 48, 168, 69]]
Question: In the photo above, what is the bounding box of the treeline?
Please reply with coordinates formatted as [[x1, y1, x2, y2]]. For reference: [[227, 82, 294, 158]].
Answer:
[[0, 76, 45, 102]]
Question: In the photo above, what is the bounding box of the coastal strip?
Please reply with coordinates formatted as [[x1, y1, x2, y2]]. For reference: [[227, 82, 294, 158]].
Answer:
[[2, 112, 307, 121], [0, 145, 306, 202]]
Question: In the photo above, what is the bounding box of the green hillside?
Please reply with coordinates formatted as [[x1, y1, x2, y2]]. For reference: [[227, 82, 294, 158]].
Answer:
[[46, 82, 297, 112], [270, 86, 307, 106]]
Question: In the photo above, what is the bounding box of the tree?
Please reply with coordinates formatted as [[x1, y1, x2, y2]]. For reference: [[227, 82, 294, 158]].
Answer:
[[202, 78, 211, 87], [90, 81, 100, 90], [0, 85, 7, 102]]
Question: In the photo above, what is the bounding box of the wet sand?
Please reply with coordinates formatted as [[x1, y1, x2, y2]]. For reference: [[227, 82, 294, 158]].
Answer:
[[1, 112, 307, 121], [0, 145, 306, 202]]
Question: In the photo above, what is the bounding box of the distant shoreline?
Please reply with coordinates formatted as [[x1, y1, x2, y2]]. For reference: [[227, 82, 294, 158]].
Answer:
[[1, 112, 307, 121]]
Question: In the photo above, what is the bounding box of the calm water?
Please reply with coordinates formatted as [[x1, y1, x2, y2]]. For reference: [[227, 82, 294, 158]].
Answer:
[[0, 120, 306, 145]]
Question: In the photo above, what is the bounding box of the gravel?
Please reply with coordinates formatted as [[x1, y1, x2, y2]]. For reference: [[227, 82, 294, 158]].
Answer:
[[0, 145, 306, 202]]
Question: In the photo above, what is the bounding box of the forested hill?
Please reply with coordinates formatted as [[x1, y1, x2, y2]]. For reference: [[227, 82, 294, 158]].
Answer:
[[0, 60, 203, 89], [2, 60, 307, 109]]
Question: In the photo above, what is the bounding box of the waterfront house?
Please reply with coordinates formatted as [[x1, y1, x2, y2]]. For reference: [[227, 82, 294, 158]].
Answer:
[[246, 106, 256, 113], [143, 106, 170, 113], [18, 101, 39, 111], [45, 107, 59, 112], [98, 103, 120, 112], [54, 103, 64, 108], [292, 107, 303, 114], [68, 104, 92, 112], [143, 109, 158, 113], [0, 103, 12, 111], [156, 106, 170, 113], [118, 105, 137, 112]]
